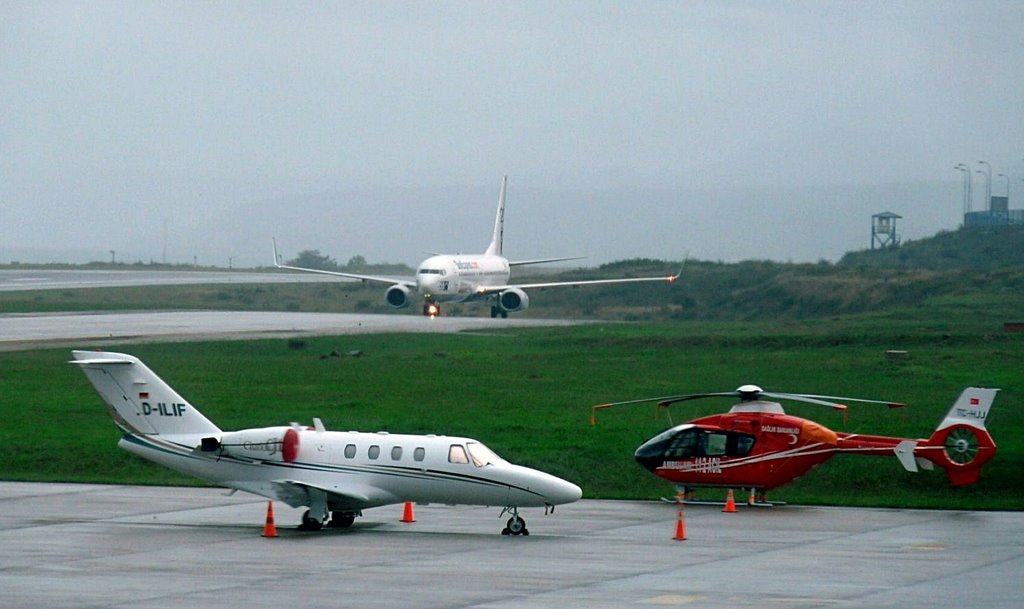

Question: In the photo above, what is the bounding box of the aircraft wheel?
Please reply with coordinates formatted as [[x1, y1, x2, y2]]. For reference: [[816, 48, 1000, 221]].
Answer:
[[490, 306, 499, 318], [328, 512, 356, 528], [298, 510, 324, 531], [504, 516, 528, 536]]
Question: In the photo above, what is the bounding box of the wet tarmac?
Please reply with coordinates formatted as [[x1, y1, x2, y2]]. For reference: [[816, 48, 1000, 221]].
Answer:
[[1, 482, 1020, 609]]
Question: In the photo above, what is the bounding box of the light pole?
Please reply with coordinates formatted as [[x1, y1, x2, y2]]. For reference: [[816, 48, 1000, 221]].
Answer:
[[997, 173, 1010, 203], [955, 164, 972, 214], [978, 160, 992, 211], [976, 169, 988, 213]]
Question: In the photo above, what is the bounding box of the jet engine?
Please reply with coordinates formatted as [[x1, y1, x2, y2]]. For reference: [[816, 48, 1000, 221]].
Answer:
[[200, 426, 300, 463], [498, 288, 530, 313], [385, 284, 413, 308]]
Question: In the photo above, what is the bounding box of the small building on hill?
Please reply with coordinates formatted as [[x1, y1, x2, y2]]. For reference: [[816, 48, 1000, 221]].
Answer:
[[965, 195, 1024, 226]]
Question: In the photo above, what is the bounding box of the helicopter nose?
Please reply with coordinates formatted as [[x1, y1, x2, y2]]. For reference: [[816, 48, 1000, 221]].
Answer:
[[634, 438, 670, 472]]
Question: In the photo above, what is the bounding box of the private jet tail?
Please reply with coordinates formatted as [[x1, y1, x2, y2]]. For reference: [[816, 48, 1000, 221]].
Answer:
[[483, 175, 507, 257], [71, 350, 221, 438], [913, 387, 998, 486]]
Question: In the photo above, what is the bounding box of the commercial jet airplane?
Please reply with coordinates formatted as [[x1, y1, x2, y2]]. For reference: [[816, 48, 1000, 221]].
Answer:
[[274, 176, 680, 317], [72, 350, 582, 534]]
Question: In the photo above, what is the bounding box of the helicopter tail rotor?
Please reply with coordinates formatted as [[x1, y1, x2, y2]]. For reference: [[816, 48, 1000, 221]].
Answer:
[[917, 388, 999, 486]]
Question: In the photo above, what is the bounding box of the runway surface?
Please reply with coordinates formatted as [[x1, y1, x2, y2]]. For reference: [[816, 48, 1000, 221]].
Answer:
[[0, 268, 337, 291], [0, 311, 578, 351], [1, 482, 1020, 609]]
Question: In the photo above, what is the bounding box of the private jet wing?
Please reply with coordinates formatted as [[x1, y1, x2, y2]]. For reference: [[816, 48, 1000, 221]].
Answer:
[[474, 269, 682, 295], [269, 479, 377, 511], [272, 239, 416, 288]]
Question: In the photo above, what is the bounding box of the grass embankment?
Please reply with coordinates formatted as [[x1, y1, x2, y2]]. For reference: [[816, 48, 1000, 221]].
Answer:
[[2, 296, 1021, 510]]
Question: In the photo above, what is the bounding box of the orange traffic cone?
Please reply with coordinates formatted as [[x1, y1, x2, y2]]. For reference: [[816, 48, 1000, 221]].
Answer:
[[261, 501, 278, 538], [401, 501, 416, 523], [723, 489, 737, 513], [673, 505, 687, 541]]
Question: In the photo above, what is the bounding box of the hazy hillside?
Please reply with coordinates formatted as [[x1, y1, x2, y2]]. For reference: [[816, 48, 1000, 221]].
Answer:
[[516, 226, 1024, 321], [3, 225, 1021, 324], [839, 225, 1024, 271]]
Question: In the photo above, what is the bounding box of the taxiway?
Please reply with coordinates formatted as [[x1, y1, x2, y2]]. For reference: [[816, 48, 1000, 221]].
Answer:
[[1, 482, 1020, 609]]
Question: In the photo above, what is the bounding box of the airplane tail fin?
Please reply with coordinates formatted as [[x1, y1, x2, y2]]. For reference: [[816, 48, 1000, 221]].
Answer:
[[71, 350, 221, 438], [484, 175, 507, 257], [916, 387, 998, 486]]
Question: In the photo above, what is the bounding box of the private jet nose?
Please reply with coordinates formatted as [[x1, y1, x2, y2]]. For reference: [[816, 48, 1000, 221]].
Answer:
[[522, 467, 583, 505]]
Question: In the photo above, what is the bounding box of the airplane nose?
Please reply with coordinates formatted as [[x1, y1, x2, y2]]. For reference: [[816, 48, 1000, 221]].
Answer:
[[551, 479, 583, 505], [505, 464, 582, 506], [534, 471, 583, 505]]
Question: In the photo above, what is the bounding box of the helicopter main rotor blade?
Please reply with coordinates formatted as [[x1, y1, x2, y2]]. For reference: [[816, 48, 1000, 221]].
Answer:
[[783, 393, 905, 408]]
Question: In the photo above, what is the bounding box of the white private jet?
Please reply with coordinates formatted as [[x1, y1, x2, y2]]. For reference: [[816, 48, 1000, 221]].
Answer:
[[71, 350, 582, 535], [274, 176, 680, 317]]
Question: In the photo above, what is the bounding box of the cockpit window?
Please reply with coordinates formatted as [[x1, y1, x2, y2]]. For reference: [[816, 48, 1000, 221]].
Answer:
[[417, 268, 445, 275], [466, 442, 501, 467], [664, 429, 755, 458], [448, 444, 469, 464]]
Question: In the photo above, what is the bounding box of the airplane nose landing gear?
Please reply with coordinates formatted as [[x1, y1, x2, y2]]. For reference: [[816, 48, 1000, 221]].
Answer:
[[500, 507, 529, 536]]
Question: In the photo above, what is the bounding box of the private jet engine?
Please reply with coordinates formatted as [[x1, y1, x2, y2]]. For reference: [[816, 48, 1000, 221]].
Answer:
[[498, 288, 530, 313], [200, 427, 300, 463], [385, 284, 413, 308]]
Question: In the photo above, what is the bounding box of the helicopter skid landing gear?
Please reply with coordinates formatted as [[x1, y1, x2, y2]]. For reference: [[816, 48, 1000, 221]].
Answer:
[[500, 507, 529, 536]]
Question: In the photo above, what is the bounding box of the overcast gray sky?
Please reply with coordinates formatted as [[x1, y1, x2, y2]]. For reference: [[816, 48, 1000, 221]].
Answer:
[[2, 1, 1023, 267]]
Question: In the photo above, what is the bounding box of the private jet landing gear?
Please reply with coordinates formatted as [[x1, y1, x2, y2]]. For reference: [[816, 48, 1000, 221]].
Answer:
[[299, 509, 324, 531], [423, 302, 440, 317], [327, 512, 358, 529], [300, 510, 359, 530], [500, 507, 529, 536], [490, 306, 508, 319]]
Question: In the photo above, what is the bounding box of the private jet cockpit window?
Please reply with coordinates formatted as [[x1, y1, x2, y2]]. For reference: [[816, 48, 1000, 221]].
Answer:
[[466, 442, 502, 467], [418, 268, 446, 276], [448, 444, 470, 464]]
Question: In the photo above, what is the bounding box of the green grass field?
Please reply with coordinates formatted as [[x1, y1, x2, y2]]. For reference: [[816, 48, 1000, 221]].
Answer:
[[1, 289, 1021, 510]]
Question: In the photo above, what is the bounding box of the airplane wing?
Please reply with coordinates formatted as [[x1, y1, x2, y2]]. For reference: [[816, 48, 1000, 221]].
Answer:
[[269, 480, 374, 511], [508, 255, 586, 267], [474, 269, 681, 295], [272, 239, 416, 288]]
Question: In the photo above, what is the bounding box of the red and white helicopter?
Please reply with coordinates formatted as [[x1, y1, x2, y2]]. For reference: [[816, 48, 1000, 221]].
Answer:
[[592, 384, 998, 504]]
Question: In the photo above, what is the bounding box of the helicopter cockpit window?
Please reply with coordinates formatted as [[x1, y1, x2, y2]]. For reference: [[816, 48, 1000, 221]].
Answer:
[[706, 433, 727, 456], [665, 429, 754, 458], [729, 434, 756, 457]]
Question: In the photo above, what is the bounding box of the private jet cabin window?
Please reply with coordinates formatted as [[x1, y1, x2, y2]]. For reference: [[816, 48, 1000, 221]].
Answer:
[[391, 446, 403, 461], [413, 447, 426, 462], [448, 444, 470, 464], [344, 444, 357, 459], [368, 445, 380, 460]]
